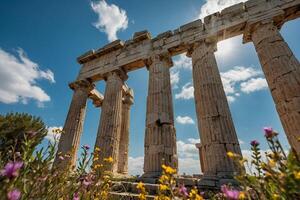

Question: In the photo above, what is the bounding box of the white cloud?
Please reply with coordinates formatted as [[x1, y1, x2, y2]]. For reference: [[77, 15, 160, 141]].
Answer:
[[0, 48, 54, 105], [240, 78, 268, 94], [175, 83, 194, 100], [173, 54, 192, 71], [220, 66, 267, 102], [128, 156, 144, 176], [198, 0, 248, 19], [176, 116, 195, 125], [91, 0, 128, 42], [46, 126, 62, 143], [177, 138, 201, 174], [170, 69, 179, 89]]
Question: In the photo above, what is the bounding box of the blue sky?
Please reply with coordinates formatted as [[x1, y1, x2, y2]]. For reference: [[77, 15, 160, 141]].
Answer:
[[0, 0, 299, 175]]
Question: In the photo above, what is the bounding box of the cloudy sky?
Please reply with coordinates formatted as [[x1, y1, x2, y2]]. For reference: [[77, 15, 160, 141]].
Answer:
[[0, 0, 299, 175]]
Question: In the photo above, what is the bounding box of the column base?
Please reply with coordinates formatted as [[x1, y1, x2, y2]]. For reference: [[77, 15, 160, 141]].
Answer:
[[138, 172, 162, 184], [198, 174, 239, 189]]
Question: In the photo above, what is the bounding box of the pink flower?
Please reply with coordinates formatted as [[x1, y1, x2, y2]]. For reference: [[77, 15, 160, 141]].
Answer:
[[73, 192, 80, 200], [58, 156, 64, 160], [82, 145, 90, 150], [83, 179, 92, 187], [250, 140, 259, 146], [178, 185, 188, 197], [263, 127, 273, 138], [7, 189, 21, 200], [1, 161, 23, 178], [221, 185, 240, 200]]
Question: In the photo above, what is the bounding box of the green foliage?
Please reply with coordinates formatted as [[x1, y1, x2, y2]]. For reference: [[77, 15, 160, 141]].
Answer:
[[0, 112, 47, 162]]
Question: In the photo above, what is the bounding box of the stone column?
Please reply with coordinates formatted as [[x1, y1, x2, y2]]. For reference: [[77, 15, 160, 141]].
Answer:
[[143, 53, 178, 178], [54, 80, 94, 168], [246, 21, 300, 156], [117, 88, 134, 174], [188, 41, 242, 185], [93, 70, 127, 173]]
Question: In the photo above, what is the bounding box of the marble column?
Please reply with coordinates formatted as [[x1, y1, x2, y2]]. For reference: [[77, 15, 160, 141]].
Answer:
[[248, 21, 300, 156], [117, 88, 134, 174], [188, 41, 242, 182], [93, 70, 127, 173], [54, 80, 94, 168], [143, 53, 178, 178]]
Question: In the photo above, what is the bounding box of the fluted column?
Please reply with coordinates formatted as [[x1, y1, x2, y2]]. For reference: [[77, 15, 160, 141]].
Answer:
[[54, 80, 94, 168], [117, 88, 134, 174], [143, 53, 178, 178], [93, 70, 127, 173], [189, 41, 242, 181], [245, 21, 300, 156]]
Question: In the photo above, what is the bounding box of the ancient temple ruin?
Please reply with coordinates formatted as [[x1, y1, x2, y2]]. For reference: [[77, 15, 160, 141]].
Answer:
[[54, 0, 300, 187]]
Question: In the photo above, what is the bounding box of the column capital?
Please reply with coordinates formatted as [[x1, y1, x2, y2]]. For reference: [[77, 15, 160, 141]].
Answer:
[[123, 88, 134, 105], [243, 19, 281, 44], [186, 40, 217, 58], [103, 68, 128, 82], [144, 52, 173, 68], [69, 80, 94, 93]]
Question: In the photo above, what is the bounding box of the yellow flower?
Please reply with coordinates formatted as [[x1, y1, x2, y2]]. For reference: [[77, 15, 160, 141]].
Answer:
[[138, 194, 146, 200], [162, 165, 176, 174], [227, 151, 235, 158], [265, 172, 272, 177], [268, 159, 276, 168], [294, 171, 300, 179], [239, 192, 246, 199], [273, 194, 280, 200], [159, 184, 168, 191], [103, 157, 113, 163], [159, 175, 169, 182], [137, 182, 145, 190], [95, 147, 100, 152]]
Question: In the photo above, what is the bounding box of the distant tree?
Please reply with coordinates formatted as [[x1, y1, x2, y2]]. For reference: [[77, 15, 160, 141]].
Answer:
[[0, 112, 47, 160]]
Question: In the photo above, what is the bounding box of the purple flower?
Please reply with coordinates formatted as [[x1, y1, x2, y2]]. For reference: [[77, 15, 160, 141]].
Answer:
[[264, 127, 273, 138], [178, 185, 188, 197], [250, 140, 259, 146], [221, 185, 240, 200], [82, 145, 90, 150], [1, 161, 23, 178], [73, 192, 80, 200], [7, 189, 21, 200]]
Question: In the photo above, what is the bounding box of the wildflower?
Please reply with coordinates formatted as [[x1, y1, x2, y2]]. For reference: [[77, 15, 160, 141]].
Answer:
[[227, 151, 235, 158], [7, 189, 21, 200], [136, 182, 145, 190], [138, 193, 146, 200], [178, 185, 188, 197], [221, 185, 240, 200], [82, 145, 90, 150], [268, 159, 276, 168], [162, 164, 176, 174], [250, 140, 259, 146], [1, 161, 23, 178], [263, 127, 273, 138], [294, 171, 300, 179], [83, 178, 92, 187], [58, 156, 64, 160], [239, 192, 246, 199], [265, 172, 272, 177], [73, 192, 80, 200], [159, 175, 169, 182], [104, 157, 113, 163], [159, 184, 168, 191], [189, 188, 203, 200], [272, 194, 280, 200]]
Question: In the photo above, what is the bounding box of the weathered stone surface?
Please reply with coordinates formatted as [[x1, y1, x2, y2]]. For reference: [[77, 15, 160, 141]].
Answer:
[[54, 80, 94, 168], [143, 53, 178, 178], [76, 0, 300, 82], [117, 88, 134, 174], [250, 21, 300, 155], [93, 71, 126, 172], [190, 41, 242, 179]]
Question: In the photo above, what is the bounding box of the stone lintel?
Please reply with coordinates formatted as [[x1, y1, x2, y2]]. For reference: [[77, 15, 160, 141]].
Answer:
[[133, 30, 152, 42], [69, 80, 94, 92], [76, 0, 299, 81], [88, 89, 104, 107]]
